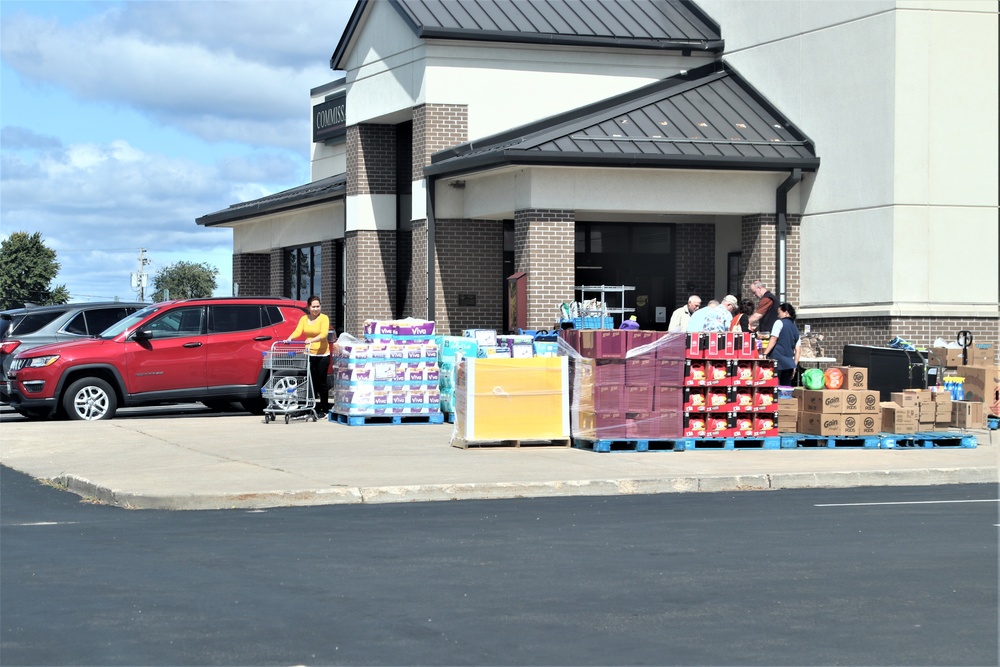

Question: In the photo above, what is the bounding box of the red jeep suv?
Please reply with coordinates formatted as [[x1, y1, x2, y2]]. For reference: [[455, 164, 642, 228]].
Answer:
[[6, 297, 309, 420]]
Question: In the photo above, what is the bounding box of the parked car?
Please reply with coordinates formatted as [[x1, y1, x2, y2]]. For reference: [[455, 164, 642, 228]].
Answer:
[[6, 297, 309, 420], [1, 302, 146, 402]]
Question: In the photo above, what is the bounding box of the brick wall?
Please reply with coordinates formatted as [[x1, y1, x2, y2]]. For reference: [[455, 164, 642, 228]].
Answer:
[[269, 248, 284, 296], [347, 124, 396, 195], [741, 214, 800, 304], [320, 239, 338, 329], [800, 316, 1000, 366], [674, 223, 715, 304], [432, 219, 503, 334], [232, 253, 269, 296], [514, 209, 575, 329], [397, 230, 413, 317], [344, 230, 397, 336]]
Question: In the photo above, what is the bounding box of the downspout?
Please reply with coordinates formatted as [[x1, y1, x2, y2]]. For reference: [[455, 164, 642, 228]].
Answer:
[[775, 168, 802, 303], [426, 175, 437, 322]]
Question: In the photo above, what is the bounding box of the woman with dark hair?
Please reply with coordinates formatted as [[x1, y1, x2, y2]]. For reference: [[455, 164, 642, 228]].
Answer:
[[763, 302, 801, 386], [287, 295, 333, 416], [730, 299, 755, 332]]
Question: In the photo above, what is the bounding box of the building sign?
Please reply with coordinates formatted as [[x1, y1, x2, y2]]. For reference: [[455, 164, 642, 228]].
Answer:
[[313, 91, 346, 143]]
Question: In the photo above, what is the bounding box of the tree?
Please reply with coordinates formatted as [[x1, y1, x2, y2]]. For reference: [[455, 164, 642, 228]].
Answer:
[[151, 261, 218, 301], [0, 231, 70, 309]]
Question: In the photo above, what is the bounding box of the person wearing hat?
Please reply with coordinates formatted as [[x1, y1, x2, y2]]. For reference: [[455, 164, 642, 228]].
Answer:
[[685, 296, 737, 332]]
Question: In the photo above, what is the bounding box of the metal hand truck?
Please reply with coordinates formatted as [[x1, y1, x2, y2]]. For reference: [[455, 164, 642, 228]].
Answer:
[[261, 341, 317, 423]]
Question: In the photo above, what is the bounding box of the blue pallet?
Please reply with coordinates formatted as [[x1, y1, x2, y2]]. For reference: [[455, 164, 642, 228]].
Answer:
[[330, 412, 445, 426], [573, 438, 682, 452], [443, 411, 456, 424], [782, 434, 881, 449], [679, 437, 781, 451], [880, 431, 977, 449]]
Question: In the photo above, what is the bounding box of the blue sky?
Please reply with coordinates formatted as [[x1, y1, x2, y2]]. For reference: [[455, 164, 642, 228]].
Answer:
[[1, 0, 355, 301]]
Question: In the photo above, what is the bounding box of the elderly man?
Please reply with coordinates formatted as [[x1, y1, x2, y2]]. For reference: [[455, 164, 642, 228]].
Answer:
[[748, 280, 780, 333], [668, 295, 701, 331], [686, 296, 738, 333]]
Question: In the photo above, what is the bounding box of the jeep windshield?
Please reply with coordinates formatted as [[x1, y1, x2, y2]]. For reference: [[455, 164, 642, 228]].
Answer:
[[98, 305, 161, 338]]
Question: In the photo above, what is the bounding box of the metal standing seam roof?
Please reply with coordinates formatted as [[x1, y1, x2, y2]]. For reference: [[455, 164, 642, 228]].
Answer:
[[425, 61, 819, 178], [331, 0, 723, 69], [195, 174, 347, 227]]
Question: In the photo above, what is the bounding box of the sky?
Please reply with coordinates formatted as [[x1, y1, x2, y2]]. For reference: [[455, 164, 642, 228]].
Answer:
[[1, 0, 356, 302]]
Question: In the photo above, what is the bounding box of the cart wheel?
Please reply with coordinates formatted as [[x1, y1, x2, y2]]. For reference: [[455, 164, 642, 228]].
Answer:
[[311, 414, 317, 422], [285, 414, 290, 424]]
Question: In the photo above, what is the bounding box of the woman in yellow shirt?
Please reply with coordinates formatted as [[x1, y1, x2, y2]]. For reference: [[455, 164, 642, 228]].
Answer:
[[287, 295, 332, 416]]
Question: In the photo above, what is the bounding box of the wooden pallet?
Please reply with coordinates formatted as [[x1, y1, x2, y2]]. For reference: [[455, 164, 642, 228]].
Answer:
[[451, 437, 571, 449]]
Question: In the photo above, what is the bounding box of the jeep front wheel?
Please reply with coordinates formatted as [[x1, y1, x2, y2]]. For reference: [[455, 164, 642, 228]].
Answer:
[[63, 378, 118, 421]]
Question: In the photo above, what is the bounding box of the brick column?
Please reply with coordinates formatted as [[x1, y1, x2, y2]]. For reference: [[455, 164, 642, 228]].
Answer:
[[269, 248, 284, 297], [514, 209, 575, 330], [232, 253, 269, 296], [741, 214, 801, 305], [344, 230, 396, 336], [320, 239, 338, 329], [410, 220, 428, 319]]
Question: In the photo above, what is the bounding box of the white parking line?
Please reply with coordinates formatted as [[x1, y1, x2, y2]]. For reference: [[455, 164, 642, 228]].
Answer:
[[5, 522, 81, 527], [816, 499, 999, 507]]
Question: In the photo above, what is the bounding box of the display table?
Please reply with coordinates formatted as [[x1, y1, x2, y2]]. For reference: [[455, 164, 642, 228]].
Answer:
[[799, 357, 837, 365]]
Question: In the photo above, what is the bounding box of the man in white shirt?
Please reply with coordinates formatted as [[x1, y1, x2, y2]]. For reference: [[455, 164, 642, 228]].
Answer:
[[668, 295, 701, 331]]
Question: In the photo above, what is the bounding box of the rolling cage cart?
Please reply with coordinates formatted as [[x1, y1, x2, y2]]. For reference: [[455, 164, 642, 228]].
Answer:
[[261, 341, 317, 423]]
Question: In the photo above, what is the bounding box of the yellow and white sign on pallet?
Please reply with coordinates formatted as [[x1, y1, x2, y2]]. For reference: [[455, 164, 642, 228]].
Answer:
[[454, 357, 569, 442]]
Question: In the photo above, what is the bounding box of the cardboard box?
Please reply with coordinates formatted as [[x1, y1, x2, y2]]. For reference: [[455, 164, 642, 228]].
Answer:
[[801, 389, 845, 413], [917, 402, 936, 423], [881, 402, 917, 434], [842, 390, 880, 413], [842, 413, 882, 437], [929, 347, 965, 367], [957, 365, 1000, 416], [800, 412, 843, 436], [890, 392, 918, 408], [952, 401, 984, 429], [843, 366, 868, 390]]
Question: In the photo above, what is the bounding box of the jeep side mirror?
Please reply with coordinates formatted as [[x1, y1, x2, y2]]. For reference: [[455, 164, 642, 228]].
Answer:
[[133, 329, 153, 341]]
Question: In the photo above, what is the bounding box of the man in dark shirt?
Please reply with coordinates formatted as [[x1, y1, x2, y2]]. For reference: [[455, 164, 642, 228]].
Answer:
[[748, 280, 780, 333]]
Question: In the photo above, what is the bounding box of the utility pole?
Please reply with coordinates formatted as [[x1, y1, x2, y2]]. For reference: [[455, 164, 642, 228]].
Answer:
[[130, 248, 150, 301]]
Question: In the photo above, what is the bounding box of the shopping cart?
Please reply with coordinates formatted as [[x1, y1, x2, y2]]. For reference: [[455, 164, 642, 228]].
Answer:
[[261, 341, 316, 423]]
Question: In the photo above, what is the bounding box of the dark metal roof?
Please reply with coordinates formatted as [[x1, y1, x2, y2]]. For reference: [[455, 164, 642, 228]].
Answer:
[[195, 173, 346, 227], [425, 61, 819, 177], [332, 0, 722, 69]]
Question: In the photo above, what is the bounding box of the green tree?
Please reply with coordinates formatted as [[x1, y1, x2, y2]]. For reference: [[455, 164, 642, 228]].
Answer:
[[151, 261, 218, 301], [0, 231, 70, 309]]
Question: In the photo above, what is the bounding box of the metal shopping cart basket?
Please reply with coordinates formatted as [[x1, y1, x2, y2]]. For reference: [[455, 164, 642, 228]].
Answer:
[[261, 341, 317, 423]]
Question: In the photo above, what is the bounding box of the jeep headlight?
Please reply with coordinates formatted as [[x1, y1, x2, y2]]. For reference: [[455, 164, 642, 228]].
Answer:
[[25, 355, 59, 368]]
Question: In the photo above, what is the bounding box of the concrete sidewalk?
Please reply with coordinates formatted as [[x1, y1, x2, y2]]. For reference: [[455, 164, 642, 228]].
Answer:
[[1, 410, 996, 510]]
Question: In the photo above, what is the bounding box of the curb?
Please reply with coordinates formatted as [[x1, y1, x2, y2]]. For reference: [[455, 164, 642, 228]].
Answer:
[[51, 466, 1000, 511]]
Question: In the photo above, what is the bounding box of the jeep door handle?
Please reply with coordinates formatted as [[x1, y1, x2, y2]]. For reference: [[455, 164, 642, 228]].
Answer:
[[254, 336, 272, 341], [183, 342, 203, 348]]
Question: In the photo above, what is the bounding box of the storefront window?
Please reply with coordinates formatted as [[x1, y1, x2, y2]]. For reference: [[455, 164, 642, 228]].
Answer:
[[286, 244, 322, 301], [590, 224, 628, 254], [632, 226, 672, 253]]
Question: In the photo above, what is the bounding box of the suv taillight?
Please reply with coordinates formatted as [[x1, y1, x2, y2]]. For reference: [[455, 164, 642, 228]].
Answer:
[[0, 340, 20, 355]]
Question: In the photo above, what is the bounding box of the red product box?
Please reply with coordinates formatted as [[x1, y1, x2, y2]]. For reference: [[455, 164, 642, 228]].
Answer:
[[705, 412, 733, 437], [704, 332, 738, 359], [705, 359, 733, 386], [733, 332, 757, 359], [706, 387, 734, 411], [752, 387, 778, 412], [733, 387, 755, 410], [594, 385, 624, 412], [655, 331, 687, 360], [653, 410, 684, 439], [655, 358, 685, 386], [754, 360, 778, 386], [753, 414, 778, 436], [683, 413, 707, 438], [684, 360, 708, 386], [560, 329, 580, 354], [654, 385, 683, 412], [625, 385, 653, 412], [594, 359, 625, 386], [685, 333, 705, 359], [683, 387, 709, 412], [595, 410, 628, 439], [625, 357, 655, 386], [731, 413, 757, 437], [731, 360, 755, 385], [626, 330, 659, 355], [580, 330, 626, 359]]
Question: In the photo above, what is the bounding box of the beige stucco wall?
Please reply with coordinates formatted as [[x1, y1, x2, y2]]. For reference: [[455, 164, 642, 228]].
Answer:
[[232, 203, 345, 254]]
